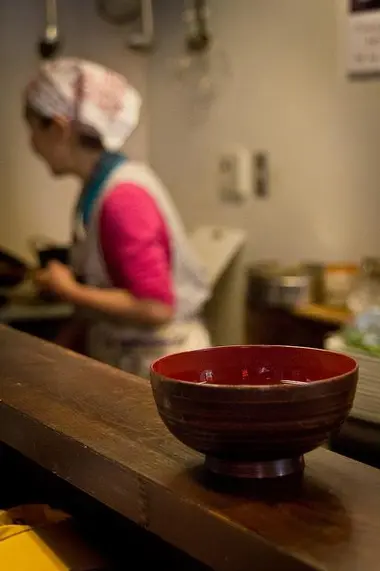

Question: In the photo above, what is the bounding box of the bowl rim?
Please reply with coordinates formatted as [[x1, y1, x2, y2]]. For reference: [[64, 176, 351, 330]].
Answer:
[[150, 344, 358, 390]]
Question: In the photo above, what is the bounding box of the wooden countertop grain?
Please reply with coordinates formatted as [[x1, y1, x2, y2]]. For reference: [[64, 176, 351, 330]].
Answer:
[[0, 326, 379, 571]]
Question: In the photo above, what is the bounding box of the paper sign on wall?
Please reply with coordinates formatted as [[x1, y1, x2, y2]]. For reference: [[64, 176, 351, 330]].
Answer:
[[347, 0, 380, 74]]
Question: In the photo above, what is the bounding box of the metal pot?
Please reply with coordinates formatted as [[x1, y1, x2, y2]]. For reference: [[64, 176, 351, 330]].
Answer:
[[267, 275, 310, 308]]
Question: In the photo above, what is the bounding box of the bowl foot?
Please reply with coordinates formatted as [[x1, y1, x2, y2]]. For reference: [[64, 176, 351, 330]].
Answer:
[[204, 455, 305, 479]]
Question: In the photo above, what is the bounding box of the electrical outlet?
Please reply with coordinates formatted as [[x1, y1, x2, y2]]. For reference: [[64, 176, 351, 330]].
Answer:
[[218, 148, 251, 203]]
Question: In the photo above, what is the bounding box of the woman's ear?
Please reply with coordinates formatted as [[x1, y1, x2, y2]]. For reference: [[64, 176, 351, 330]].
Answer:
[[51, 115, 71, 142]]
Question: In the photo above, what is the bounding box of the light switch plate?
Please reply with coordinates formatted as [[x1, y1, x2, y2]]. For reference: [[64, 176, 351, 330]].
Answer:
[[218, 147, 251, 203]]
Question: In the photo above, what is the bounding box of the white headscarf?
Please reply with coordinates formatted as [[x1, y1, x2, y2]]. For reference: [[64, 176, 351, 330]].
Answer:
[[25, 58, 142, 151]]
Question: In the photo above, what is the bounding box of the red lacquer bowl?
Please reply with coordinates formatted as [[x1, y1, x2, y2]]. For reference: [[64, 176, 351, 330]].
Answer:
[[150, 345, 358, 479]]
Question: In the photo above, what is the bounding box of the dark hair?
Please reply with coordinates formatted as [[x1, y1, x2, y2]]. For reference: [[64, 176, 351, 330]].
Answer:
[[24, 104, 105, 151]]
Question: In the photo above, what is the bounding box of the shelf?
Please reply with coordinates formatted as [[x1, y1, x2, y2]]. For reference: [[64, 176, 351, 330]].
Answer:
[[293, 304, 351, 326]]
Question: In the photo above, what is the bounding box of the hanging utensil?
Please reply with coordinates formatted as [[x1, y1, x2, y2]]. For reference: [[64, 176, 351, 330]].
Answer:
[[38, 0, 61, 59], [97, 0, 154, 51], [185, 0, 211, 53], [96, 0, 141, 25], [128, 0, 154, 51]]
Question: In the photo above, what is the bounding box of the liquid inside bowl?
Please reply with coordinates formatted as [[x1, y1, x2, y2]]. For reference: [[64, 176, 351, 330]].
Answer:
[[171, 367, 315, 386], [152, 346, 358, 387]]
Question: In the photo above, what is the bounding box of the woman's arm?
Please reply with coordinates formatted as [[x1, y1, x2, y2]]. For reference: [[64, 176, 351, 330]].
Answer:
[[65, 285, 174, 326], [95, 182, 176, 326], [35, 182, 176, 327], [35, 263, 173, 327]]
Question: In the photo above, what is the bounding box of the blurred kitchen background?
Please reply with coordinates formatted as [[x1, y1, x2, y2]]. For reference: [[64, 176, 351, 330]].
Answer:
[[2, 0, 380, 262], [1, 0, 380, 348]]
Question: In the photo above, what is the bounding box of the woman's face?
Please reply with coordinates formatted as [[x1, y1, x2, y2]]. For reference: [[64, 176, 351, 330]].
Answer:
[[26, 114, 73, 176]]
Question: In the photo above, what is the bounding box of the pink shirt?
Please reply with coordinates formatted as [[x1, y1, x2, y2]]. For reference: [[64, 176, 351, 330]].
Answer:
[[98, 183, 174, 306]]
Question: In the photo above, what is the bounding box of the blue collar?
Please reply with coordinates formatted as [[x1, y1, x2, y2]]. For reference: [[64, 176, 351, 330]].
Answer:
[[77, 152, 127, 226]]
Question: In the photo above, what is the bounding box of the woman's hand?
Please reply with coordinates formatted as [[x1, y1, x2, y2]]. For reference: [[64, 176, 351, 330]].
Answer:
[[34, 262, 173, 326], [34, 261, 79, 301]]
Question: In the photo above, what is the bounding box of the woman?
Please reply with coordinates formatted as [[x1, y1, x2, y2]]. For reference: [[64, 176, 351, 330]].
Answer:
[[24, 58, 210, 377]]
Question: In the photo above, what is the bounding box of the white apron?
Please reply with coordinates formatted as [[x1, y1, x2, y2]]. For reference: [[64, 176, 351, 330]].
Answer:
[[71, 161, 211, 378]]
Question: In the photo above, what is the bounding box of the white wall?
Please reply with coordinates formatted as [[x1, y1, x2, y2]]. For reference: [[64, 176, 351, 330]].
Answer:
[[3, 0, 380, 266], [148, 0, 380, 264], [0, 0, 148, 261]]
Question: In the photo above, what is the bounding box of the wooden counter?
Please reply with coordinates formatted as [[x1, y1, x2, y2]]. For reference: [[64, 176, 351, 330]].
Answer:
[[293, 304, 351, 326], [1, 326, 380, 571]]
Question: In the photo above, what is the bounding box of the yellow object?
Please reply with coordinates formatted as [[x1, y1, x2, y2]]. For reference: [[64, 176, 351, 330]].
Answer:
[[0, 505, 104, 571]]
